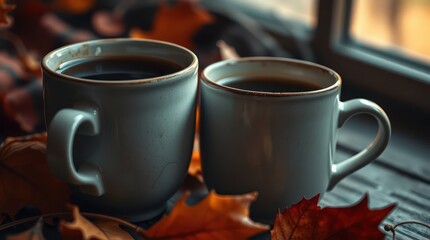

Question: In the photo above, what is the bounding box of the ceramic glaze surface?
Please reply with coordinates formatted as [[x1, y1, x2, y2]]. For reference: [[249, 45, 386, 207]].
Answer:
[[43, 39, 198, 221]]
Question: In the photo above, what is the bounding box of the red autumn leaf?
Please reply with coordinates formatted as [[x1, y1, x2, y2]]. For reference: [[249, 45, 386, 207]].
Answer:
[[130, 1, 213, 49], [0, 133, 71, 216], [0, 0, 15, 26], [143, 191, 269, 239], [271, 194, 396, 240]]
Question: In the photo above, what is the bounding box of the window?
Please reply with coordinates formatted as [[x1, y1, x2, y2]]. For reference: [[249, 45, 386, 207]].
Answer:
[[220, 0, 430, 114], [315, 0, 430, 113], [351, 0, 430, 64]]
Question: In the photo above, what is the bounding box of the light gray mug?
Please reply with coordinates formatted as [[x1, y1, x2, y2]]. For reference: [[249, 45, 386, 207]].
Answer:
[[200, 57, 391, 223], [42, 39, 198, 221]]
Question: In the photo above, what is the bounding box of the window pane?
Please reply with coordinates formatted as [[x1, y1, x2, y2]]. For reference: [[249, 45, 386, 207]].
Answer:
[[350, 0, 430, 63], [232, 0, 317, 27]]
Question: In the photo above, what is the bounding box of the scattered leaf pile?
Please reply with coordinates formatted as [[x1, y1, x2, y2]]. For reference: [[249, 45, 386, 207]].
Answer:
[[0, 134, 396, 239]]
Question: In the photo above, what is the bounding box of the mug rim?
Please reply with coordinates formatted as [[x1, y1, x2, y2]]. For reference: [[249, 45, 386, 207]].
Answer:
[[42, 38, 198, 85], [201, 57, 342, 97]]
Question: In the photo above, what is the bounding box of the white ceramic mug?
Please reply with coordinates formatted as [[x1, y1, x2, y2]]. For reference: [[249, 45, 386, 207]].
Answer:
[[199, 57, 391, 223], [42, 39, 198, 221]]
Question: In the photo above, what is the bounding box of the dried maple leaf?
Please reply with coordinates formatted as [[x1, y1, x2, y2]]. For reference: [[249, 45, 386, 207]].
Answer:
[[60, 206, 109, 240], [0, 133, 71, 216], [143, 191, 269, 239], [6, 218, 45, 240], [271, 194, 396, 240], [0, 0, 15, 26], [130, 1, 214, 49], [94, 221, 134, 240]]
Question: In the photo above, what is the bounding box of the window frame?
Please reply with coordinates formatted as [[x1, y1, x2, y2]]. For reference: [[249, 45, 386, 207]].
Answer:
[[313, 0, 430, 113]]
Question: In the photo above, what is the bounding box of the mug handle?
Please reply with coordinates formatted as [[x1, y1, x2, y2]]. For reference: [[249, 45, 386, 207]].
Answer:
[[327, 99, 391, 190], [47, 102, 105, 196]]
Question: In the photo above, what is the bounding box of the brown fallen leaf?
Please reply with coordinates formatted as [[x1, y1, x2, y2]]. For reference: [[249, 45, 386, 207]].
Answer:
[[271, 194, 396, 240], [0, 133, 71, 216], [130, 1, 213, 49], [143, 191, 269, 239], [94, 221, 134, 240], [59, 206, 109, 240]]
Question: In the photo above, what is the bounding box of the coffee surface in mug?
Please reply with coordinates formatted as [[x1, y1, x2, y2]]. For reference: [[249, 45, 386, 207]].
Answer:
[[220, 76, 321, 93], [58, 56, 182, 80]]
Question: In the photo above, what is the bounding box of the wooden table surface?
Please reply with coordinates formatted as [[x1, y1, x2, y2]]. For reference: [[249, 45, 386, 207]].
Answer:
[[323, 116, 430, 239], [167, 115, 430, 239]]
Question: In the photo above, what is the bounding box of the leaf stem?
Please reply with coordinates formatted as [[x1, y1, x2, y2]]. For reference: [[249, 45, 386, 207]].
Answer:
[[384, 221, 430, 240]]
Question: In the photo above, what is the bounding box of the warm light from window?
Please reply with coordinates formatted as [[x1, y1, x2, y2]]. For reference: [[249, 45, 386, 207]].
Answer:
[[350, 0, 430, 63]]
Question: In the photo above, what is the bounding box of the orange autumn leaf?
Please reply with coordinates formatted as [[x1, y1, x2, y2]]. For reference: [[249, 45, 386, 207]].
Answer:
[[52, 0, 96, 14], [195, 106, 200, 132], [271, 194, 396, 240], [187, 134, 203, 182], [143, 191, 269, 239], [130, 1, 213, 49], [0, 133, 71, 216], [0, 0, 14, 26], [188, 150, 202, 182]]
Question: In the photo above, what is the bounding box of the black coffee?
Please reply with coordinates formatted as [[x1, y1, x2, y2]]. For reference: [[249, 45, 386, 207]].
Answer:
[[58, 56, 182, 80], [220, 76, 321, 93]]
